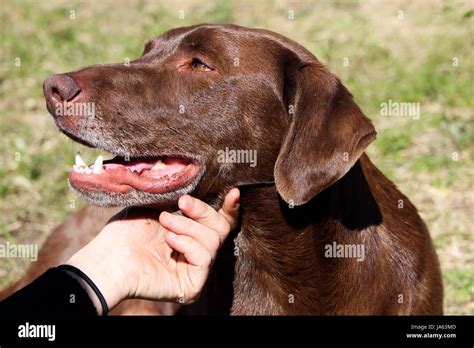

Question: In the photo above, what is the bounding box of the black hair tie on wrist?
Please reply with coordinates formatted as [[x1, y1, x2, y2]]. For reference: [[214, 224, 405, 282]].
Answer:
[[57, 264, 109, 316]]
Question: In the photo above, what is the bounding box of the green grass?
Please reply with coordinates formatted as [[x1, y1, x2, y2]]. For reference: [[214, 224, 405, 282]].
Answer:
[[444, 269, 474, 313], [0, 0, 473, 314]]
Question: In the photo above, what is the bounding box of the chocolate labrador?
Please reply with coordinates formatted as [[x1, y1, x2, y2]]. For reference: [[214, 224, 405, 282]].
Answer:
[[1, 24, 443, 315]]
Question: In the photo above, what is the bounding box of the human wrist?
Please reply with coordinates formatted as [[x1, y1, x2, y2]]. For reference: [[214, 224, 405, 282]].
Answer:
[[65, 242, 128, 314]]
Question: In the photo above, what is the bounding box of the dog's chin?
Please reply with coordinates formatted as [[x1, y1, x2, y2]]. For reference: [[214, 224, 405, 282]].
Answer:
[[68, 179, 201, 208]]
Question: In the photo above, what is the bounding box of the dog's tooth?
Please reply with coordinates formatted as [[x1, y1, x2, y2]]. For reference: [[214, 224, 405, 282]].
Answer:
[[75, 152, 87, 167], [152, 159, 166, 170], [92, 155, 104, 174], [84, 167, 92, 174]]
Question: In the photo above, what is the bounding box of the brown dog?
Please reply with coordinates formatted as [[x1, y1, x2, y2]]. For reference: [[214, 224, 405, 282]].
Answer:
[[1, 24, 443, 315]]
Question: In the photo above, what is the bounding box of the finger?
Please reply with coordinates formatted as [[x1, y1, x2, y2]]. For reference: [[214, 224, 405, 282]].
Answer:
[[178, 195, 232, 241], [164, 231, 212, 267], [218, 188, 240, 230], [159, 212, 220, 254]]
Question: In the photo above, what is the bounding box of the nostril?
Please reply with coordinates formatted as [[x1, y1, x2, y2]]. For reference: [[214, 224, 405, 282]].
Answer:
[[52, 87, 61, 100], [44, 74, 81, 103]]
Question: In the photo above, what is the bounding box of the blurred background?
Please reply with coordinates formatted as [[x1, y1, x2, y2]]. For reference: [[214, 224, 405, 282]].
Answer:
[[0, 0, 472, 314]]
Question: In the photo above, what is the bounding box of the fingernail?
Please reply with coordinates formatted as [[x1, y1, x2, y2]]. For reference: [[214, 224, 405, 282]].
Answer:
[[161, 211, 171, 224], [179, 195, 193, 210], [178, 196, 187, 210], [231, 189, 240, 203], [167, 231, 178, 240]]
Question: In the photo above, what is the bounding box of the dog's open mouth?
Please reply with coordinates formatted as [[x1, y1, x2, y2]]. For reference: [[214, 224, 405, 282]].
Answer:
[[69, 152, 202, 195]]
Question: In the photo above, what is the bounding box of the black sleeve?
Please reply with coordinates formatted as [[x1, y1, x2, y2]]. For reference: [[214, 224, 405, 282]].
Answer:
[[0, 267, 98, 317]]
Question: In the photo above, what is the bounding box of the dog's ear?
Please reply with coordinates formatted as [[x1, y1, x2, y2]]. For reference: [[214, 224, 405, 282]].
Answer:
[[274, 43, 376, 206]]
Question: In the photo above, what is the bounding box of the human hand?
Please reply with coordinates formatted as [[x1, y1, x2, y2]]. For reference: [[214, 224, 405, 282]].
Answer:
[[66, 188, 240, 314]]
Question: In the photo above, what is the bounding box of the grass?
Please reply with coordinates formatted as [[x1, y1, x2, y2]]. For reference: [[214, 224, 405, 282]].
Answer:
[[0, 0, 473, 314]]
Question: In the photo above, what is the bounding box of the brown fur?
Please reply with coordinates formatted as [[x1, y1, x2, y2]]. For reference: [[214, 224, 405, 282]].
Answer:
[[1, 24, 442, 315]]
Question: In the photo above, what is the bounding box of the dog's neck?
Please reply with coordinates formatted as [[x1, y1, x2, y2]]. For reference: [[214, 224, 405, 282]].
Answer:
[[230, 157, 383, 314], [238, 158, 382, 234]]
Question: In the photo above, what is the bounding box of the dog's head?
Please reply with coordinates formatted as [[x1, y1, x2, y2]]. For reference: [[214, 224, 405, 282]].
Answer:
[[43, 24, 376, 208]]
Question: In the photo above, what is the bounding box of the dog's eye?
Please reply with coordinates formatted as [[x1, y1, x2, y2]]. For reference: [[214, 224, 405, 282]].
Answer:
[[191, 58, 212, 72]]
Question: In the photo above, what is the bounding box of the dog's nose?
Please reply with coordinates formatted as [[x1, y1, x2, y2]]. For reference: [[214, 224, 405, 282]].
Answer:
[[43, 74, 81, 113]]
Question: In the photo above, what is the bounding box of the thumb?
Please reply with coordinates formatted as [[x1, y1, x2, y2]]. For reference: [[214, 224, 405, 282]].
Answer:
[[218, 188, 240, 230]]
